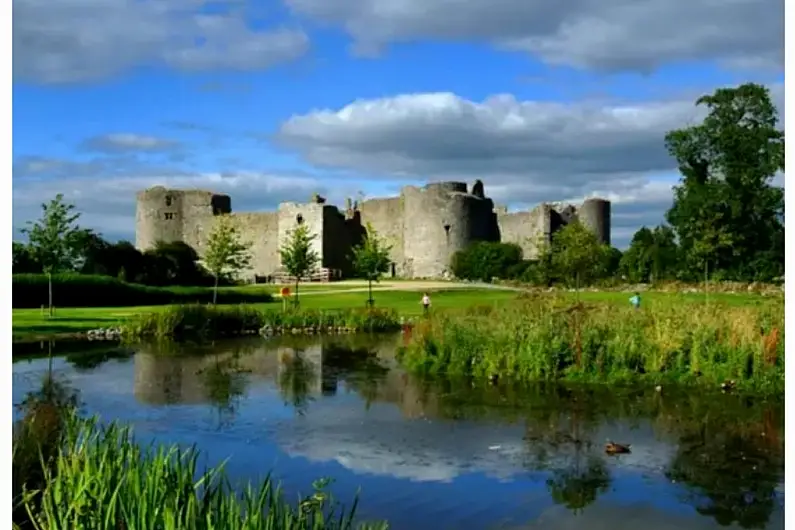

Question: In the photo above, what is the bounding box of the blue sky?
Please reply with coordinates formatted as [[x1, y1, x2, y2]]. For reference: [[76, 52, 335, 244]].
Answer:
[[12, 0, 784, 248]]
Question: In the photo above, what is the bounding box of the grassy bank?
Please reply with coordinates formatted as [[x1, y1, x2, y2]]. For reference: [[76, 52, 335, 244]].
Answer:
[[12, 288, 513, 341], [125, 305, 403, 340], [13, 274, 275, 309], [13, 412, 386, 529], [398, 294, 784, 393]]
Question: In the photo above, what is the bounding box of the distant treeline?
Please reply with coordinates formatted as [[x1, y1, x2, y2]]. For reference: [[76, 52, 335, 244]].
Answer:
[[12, 274, 273, 309], [13, 235, 231, 288]]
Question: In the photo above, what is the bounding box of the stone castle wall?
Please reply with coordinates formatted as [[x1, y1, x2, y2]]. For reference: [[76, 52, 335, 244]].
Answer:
[[134, 181, 611, 280]]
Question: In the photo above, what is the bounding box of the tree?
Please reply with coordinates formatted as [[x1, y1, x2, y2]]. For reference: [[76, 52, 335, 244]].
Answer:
[[450, 242, 523, 282], [619, 225, 680, 283], [279, 223, 319, 307], [665, 83, 784, 281], [351, 224, 393, 307], [144, 241, 205, 286], [546, 221, 610, 293], [12, 242, 41, 274], [202, 215, 252, 304], [21, 194, 90, 316]]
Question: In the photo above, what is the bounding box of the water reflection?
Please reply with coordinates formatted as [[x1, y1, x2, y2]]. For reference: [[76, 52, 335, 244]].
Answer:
[[11, 336, 784, 530]]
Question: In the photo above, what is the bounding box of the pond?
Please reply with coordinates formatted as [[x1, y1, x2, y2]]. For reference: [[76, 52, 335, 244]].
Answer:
[[12, 335, 784, 530]]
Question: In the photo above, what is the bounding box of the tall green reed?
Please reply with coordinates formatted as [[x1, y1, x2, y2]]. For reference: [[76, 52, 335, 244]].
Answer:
[[16, 415, 387, 530], [398, 295, 784, 392], [124, 305, 402, 340]]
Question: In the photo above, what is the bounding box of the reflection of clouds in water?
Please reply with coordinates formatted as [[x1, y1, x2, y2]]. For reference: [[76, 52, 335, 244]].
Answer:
[[516, 502, 784, 530], [273, 400, 675, 484]]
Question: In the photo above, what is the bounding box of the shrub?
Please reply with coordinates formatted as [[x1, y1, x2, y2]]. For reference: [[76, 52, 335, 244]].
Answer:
[[12, 274, 273, 309], [450, 242, 524, 282], [125, 305, 402, 340], [397, 295, 784, 393]]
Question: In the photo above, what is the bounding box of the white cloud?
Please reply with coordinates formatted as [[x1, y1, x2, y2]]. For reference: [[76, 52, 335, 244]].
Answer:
[[286, 0, 783, 72], [13, 0, 310, 84]]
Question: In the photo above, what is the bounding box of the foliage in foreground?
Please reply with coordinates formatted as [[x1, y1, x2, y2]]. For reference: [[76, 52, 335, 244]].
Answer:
[[398, 295, 784, 392], [14, 414, 386, 530], [125, 304, 402, 340], [12, 274, 274, 309]]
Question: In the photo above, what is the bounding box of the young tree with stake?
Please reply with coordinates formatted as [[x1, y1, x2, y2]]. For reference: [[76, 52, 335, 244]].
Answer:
[[22, 194, 91, 317], [203, 214, 253, 304], [279, 224, 319, 308], [351, 224, 393, 307]]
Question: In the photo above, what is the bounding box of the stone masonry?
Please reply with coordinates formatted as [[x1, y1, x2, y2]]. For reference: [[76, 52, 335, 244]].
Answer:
[[135, 181, 611, 280]]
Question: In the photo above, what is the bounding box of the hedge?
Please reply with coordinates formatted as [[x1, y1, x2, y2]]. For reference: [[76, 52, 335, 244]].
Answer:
[[12, 274, 274, 309]]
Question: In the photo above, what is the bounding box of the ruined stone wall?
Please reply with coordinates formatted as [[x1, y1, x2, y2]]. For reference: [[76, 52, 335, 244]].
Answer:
[[497, 204, 553, 260], [357, 197, 404, 276], [230, 212, 280, 277]]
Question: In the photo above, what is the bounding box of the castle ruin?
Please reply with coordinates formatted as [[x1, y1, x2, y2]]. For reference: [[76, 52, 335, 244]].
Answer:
[[135, 181, 611, 280]]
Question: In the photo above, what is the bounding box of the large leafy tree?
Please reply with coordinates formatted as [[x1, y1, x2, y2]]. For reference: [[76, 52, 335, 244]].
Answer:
[[619, 225, 680, 283], [279, 223, 319, 307], [665, 83, 784, 281], [545, 221, 611, 291], [351, 224, 393, 307], [203, 215, 252, 303], [21, 194, 91, 316]]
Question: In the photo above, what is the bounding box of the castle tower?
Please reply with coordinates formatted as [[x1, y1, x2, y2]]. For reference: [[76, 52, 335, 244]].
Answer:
[[135, 187, 231, 252], [577, 198, 611, 246], [402, 182, 491, 278]]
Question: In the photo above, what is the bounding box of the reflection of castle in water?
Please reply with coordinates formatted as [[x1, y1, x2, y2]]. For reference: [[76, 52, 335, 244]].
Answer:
[[132, 335, 441, 419]]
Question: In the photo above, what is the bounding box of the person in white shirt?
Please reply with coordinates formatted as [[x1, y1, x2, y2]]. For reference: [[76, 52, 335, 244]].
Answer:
[[421, 293, 431, 315]]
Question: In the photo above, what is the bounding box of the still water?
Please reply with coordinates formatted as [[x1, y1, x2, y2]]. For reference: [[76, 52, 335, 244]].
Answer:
[[12, 335, 784, 530]]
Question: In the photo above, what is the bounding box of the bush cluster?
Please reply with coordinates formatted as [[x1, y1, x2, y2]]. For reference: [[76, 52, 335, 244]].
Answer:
[[124, 304, 402, 340], [12, 274, 274, 309], [397, 295, 784, 393]]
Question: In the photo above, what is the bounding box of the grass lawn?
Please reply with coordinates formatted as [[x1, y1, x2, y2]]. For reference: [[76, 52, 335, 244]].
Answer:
[[11, 288, 516, 341]]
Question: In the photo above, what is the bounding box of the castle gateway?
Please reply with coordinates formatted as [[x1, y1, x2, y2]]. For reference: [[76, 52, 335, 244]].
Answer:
[[135, 181, 611, 280]]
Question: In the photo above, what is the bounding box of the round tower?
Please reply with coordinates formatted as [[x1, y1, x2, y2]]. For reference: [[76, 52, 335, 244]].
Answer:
[[578, 198, 611, 246], [402, 182, 477, 278], [135, 187, 184, 251], [135, 187, 232, 252]]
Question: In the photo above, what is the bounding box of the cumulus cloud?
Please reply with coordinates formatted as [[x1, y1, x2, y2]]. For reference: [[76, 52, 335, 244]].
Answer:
[[286, 0, 783, 72], [13, 0, 310, 84], [275, 83, 783, 247]]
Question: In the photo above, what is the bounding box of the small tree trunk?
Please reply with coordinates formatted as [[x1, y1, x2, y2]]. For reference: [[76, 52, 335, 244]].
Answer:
[[575, 271, 580, 304], [368, 278, 374, 308], [294, 278, 300, 309], [47, 271, 53, 318], [213, 274, 219, 305]]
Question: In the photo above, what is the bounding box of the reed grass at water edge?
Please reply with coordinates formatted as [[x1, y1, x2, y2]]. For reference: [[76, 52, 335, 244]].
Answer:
[[124, 304, 403, 340], [397, 295, 784, 393], [13, 414, 387, 530]]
